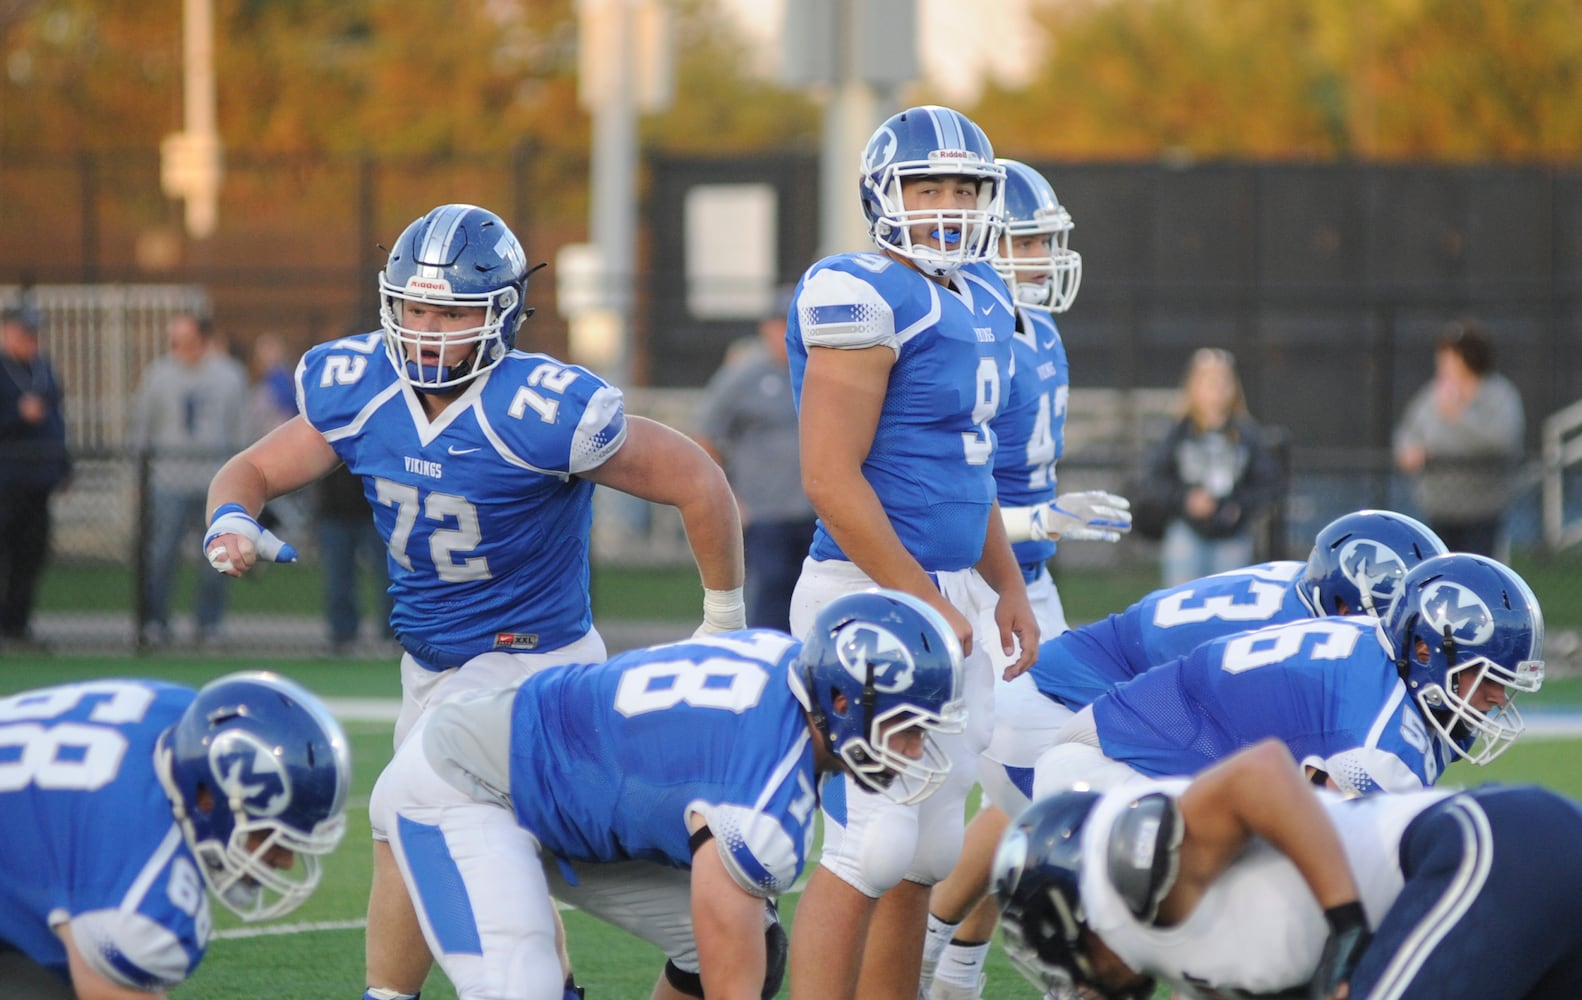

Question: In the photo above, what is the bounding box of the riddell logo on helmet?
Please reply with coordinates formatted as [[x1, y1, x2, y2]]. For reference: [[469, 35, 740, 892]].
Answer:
[[929, 149, 975, 163], [406, 277, 452, 294]]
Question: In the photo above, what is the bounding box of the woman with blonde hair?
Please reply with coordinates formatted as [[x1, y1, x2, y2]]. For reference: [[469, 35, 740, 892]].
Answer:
[[1137, 348, 1283, 586]]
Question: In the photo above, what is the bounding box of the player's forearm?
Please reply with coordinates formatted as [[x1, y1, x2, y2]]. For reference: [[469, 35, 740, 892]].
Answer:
[[206, 454, 271, 519], [675, 469, 745, 591], [1221, 742, 1361, 911], [975, 500, 1026, 595]]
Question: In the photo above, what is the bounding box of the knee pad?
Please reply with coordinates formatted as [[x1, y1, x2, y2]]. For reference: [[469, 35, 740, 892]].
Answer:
[[662, 910, 784, 1000], [903, 808, 966, 886], [762, 900, 788, 999], [664, 961, 705, 998]]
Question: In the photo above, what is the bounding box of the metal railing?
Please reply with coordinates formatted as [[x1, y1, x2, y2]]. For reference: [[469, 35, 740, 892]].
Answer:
[[1543, 396, 1582, 552]]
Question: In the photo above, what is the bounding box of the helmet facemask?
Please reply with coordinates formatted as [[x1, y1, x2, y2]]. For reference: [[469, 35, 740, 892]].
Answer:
[[1416, 632, 1544, 765], [866, 156, 1006, 279], [996, 208, 1082, 314], [192, 806, 347, 922], [379, 275, 522, 391], [838, 697, 965, 806]]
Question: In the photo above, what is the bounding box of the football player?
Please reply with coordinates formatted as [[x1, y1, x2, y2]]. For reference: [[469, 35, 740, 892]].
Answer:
[[784, 105, 1039, 1000], [200, 203, 746, 1000], [920, 159, 1129, 1000], [1038, 551, 1544, 799], [369, 589, 966, 1000], [0, 672, 350, 998], [995, 738, 1582, 1000], [922, 509, 1446, 997]]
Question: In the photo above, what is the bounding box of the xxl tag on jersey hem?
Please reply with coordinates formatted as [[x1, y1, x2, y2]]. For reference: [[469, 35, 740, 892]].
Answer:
[[493, 632, 540, 650]]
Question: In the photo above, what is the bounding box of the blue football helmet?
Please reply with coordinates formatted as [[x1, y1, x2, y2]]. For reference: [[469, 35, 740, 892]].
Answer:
[[796, 589, 966, 805], [155, 671, 352, 921], [1383, 553, 1545, 764], [992, 793, 1157, 1000], [379, 203, 536, 390], [1299, 509, 1448, 618], [994, 159, 1082, 314], [859, 106, 1005, 279]]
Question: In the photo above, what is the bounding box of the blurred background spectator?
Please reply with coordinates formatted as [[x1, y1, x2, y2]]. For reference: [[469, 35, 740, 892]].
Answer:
[[1394, 318, 1526, 558], [131, 310, 248, 646], [1133, 348, 1284, 587], [0, 302, 70, 649]]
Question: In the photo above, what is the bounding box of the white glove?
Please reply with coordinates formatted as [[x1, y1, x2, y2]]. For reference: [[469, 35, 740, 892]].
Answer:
[[1047, 491, 1132, 543], [204, 503, 300, 574], [693, 586, 746, 637]]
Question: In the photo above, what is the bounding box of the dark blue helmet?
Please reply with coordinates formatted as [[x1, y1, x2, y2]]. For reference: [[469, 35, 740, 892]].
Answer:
[[994, 159, 1082, 313], [379, 203, 535, 390], [992, 793, 1158, 1000], [1383, 553, 1545, 764], [796, 589, 965, 804], [1300, 509, 1448, 618], [156, 671, 352, 921], [859, 106, 1005, 278]]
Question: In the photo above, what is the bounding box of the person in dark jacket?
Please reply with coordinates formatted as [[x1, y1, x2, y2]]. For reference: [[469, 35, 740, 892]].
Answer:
[[0, 303, 71, 647], [1137, 348, 1282, 587]]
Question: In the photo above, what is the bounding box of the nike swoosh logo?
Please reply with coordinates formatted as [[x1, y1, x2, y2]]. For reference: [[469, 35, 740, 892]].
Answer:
[[1040, 337, 1058, 350], [447, 446, 481, 456], [981, 305, 995, 315]]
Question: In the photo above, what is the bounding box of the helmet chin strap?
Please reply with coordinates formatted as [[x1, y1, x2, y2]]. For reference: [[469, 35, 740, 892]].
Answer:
[[803, 663, 837, 757]]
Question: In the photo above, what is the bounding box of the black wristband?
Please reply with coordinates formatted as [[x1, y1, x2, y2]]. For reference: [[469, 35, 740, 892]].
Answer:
[[1324, 900, 1368, 934], [688, 825, 714, 854]]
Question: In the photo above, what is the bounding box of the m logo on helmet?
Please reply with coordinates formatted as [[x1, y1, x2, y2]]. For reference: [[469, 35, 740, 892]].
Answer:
[[209, 730, 292, 817], [1340, 539, 1407, 604], [834, 622, 916, 693], [1420, 581, 1495, 645]]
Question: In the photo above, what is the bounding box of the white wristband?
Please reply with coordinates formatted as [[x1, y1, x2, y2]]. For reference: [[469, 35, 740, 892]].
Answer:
[[696, 586, 747, 636], [1000, 503, 1050, 543]]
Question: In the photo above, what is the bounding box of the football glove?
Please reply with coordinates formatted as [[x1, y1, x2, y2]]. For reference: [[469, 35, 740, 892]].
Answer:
[[693, 586, 746, 637], [1309, 901, 1370, 1000], [1001, 491, 1133, 544], [204, 502, 300, 573]]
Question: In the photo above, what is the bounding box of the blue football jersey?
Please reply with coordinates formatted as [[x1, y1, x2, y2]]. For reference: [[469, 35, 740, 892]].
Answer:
[[995, 307, 1069, 568], [787, 254, 1015, 572], [0, 680, 210, 990], [505, 631, 821, 896], [1091, 617, 1455, 794], [297, 333, 626, 667], [1031, 561, 1313, 710]]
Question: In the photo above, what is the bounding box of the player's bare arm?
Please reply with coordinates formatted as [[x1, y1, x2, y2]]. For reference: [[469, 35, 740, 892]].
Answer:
[[579, 414, 744, 594], [1167, 740, 1363, 924], [689, 835, 770, 1000], [204, 415, 341, 576], [799, 343, 974, 652]]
